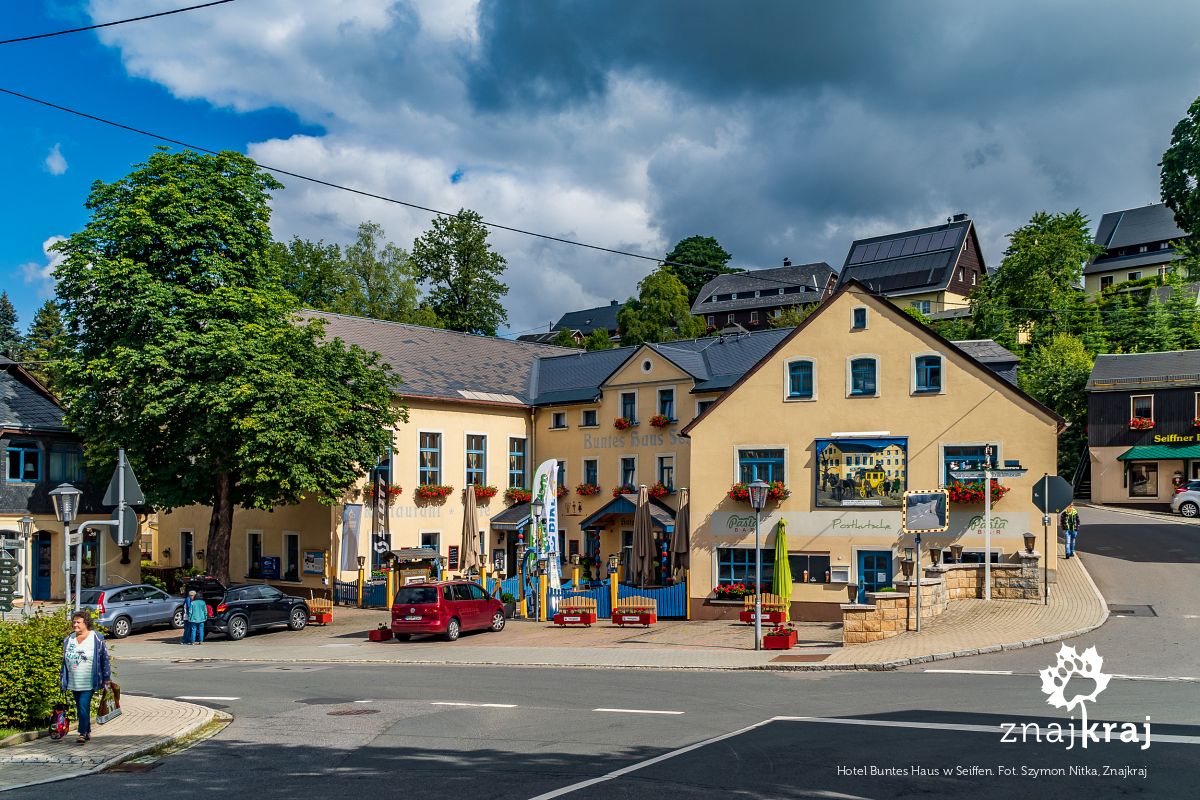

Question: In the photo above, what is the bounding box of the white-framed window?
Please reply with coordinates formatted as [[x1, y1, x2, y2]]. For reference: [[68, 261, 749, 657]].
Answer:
[[772, 308, 782, 318], [620, 391, 637, 422], [551, 412, 567, 429], [706, 315, 715, 327], [737, 447, 786, 483], [465, 433, 487, 486], [912, 352, 944, 394], [749, 310, 759, 324], [1131, 394, 1153, 421], [1100, 275, 1113, 289], [657, 454, 674, 490], [851, 306, 868, 330], [418, 431, 442, 484], [727, 314, 736, 325], [910, 300, 931, 315], [847, 355, 879, 397], [658, 388, 675, 419], [1128, 271, 1141, 281], [508, 438, 526, 488], [283, 532, 300, 581], [697, 399, 715, 415], [581, 409, 598, 427], [619, 456, 637, 487], [247, 530, 263, 578], [784, 357, 816, 400]]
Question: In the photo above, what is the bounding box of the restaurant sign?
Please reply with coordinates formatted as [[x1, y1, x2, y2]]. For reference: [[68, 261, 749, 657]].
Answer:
[[710, 511, 1029, 541]]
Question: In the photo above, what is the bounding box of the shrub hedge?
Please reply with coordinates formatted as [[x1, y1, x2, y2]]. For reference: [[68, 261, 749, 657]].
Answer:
[[0, 610, 73, 729]]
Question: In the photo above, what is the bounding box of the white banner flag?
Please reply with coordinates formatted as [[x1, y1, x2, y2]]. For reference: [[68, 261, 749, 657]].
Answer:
[[340, 504, 363, 572], [531, 459, 562, 611]]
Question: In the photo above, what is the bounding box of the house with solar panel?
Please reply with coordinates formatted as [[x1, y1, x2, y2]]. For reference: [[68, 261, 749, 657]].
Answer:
[[836, 213, 987, 317], [1083, 203, 1191, 296], [690, 260, 838, 331]]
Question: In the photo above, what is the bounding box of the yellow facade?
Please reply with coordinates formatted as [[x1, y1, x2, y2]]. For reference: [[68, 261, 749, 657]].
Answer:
[[1, 514, 140, 604], [685, 288, 1061, 620], [887, 290, 968, 316]]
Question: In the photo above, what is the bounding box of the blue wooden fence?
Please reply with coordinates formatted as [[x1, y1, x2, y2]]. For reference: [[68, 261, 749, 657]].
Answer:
[[334, 579, 388, 608]]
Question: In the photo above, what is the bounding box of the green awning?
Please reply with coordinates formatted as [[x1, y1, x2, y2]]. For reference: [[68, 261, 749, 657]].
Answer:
[[1117, 444, 1200, 461]]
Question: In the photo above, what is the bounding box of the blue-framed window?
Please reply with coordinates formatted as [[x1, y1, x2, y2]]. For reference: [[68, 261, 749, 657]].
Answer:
[[788, 361, 814, 398], [739, 449, 784, 483], [852, 307, 868, 329], [557, 460, 567, 487], [620, 391, 637, 421], [508, 438, 526, 488], [915, 355, 942, 392], [716, 548, 774, 586], [584, 459, 598, 486], [418, 432, 441, 484], [465, 434, 486, 486], [658, 388, 675, 419], [943, 444, 998, 486], [49, 446, 85, 483], [620, 456, 636, 486], [850, 358, 877, 396], [5, 440, 40, 483]]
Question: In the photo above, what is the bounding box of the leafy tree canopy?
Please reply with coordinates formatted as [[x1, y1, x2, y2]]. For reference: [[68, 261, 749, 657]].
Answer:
[[550, 328, 582, 348], [662, 235, 739, 304], [411, 209, 509, 335], [1018, 333, 1093, 474], [1161, 95, 1200, 235], [617, 268, 707, 346], [583, 327, 614, 351], [767, 304, 815, 329], [52, 149, 402, 584]]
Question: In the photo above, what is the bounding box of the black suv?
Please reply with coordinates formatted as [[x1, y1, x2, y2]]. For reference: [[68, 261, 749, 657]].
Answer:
[[183, 575, 227, 606], [208, 584, 310, 640]]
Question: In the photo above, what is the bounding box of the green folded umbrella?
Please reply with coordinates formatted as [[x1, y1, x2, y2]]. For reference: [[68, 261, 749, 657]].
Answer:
[[771, 518, 792, 622]]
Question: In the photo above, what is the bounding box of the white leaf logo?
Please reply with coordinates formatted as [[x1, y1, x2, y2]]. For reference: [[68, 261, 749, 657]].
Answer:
[[1039, 644, 1111, 713]]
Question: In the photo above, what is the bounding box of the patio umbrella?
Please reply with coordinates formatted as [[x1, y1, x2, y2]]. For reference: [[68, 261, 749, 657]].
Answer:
[[460, 486, 481, 577], [771, 518, 792, 622], [670, 487, 690, 581], [631, 485, 654, 588]]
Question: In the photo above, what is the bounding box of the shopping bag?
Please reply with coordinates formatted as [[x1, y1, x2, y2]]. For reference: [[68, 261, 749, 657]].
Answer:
[[96, 683, 122, 725]]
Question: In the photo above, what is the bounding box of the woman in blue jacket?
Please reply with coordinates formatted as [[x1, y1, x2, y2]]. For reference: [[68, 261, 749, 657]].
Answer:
[[60, 610, 112, 744]]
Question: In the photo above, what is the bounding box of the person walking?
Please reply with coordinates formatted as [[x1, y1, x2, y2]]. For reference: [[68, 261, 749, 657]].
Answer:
[[59, 611, 111, 744], [1061, 503, 1081, 559], [184, 589, 208, 645]]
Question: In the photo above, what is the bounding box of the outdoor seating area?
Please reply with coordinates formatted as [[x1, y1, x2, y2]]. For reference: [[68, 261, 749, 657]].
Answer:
[[612, 595, 658, 627], [552, 595, 599, 627], [739, 593, 788, 625]]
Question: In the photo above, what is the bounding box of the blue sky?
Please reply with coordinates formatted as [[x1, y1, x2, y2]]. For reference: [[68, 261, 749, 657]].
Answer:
[[3, 1, 1200, 338]]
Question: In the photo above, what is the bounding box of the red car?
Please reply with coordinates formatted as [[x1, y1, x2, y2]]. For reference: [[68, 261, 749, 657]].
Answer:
[[390, 580, 506, 641]]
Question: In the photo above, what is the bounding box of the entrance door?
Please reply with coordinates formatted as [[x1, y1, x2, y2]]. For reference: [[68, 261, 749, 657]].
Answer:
[[857, 550, 894, 603], [33, 532, 52, 600]]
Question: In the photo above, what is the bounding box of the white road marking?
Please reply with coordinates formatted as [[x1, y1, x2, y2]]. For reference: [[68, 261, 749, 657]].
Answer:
[[430, 702, 518, 708], [353, 699, 375, 703], [774, 716, 1200, 745], [318, 643, 357, 648], [924, 669, 1013, 675], [175, 696, 239, 701], [592, 708, 685, 715]]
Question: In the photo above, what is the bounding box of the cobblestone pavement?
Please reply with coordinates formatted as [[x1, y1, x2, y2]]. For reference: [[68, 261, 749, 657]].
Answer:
[[0, 696, 216, 792]]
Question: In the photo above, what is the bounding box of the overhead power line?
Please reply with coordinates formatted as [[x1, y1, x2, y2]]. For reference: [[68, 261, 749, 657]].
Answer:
[[0, 1, 239, 45]]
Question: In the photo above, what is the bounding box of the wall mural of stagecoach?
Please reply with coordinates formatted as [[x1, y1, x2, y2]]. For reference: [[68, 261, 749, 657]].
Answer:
[[815, 437, 907, 508]]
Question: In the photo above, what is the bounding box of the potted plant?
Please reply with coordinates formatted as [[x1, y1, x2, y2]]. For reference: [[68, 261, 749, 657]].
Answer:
[[648, 481, 672, 499], [505, 487, 532, 504], [947, 480, 1010, 504], [501, 592, 517, 618], [473, 485, 499, 501], [611, 483, 636, 497], [613, 416, 636, 431], [575, 482, 602, 496], [386, 484, 403, 499], [762, 623, 798, 650], [712, 582, 755, 599], [415, 484, 455, 502], [727, 480, 791, 503], [648, 414, 673, 428], [368, 623, 393, 642], [1128, 417, 1155, 431]]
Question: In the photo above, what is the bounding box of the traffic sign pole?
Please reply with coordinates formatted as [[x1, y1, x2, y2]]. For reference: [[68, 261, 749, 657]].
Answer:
[[1043, 473, 1050, 606]]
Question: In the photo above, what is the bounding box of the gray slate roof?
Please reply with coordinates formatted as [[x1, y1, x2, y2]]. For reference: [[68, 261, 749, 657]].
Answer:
[[951, 339, 1019, 365], [301, 311, 573, 404], [554, 301, 624, 335], [837, 219, 973, 295], [0, 358, 66, 433], [691, 263, 836, 315], [530, 328, 794, 404], [1087, 350, 1200, 392], [1085, 203, 1189, 275]]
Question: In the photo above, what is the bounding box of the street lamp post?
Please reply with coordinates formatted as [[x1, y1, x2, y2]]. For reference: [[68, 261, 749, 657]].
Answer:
[[49, 483, 82, 609], [530, 498, 544, 621], [17, 516, 34, 616], [747, 479, 770, 651]]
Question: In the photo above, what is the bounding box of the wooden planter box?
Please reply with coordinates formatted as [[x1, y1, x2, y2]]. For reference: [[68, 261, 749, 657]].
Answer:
[[739, 609, 786, 625], [309, 612, 333, 625], [762, 630, 798, 650], [553, 611, 598, 627], [368, 629, 393, 642], [612, 611, 657, 627]]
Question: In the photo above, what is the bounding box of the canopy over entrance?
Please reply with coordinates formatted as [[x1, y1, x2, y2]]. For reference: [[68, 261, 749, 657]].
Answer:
[[580, 494, 675, 532], [1117, 444, 1200, 460], [489, 502, 531, 530]]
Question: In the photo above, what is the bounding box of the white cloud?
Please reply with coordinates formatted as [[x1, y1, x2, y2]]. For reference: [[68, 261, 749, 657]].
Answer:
[[21, 236, 67, 298], [44, 143, 67, 175]]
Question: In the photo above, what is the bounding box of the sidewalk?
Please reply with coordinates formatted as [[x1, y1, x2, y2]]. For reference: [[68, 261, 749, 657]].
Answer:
[[0, 696, 218, 792], [108, 544, 1108, 672]]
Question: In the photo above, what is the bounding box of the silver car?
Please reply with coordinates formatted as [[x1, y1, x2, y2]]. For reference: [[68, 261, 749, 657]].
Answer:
[[78, 584, 186, 638], [1171, 480, 1200, 518]]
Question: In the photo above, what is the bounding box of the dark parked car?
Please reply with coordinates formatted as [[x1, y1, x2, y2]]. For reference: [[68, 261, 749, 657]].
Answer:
[[390, 580, 505, 641], [208, 584, 310, 641], [78, 584, 185, 638], [183, 575, 228, 606]]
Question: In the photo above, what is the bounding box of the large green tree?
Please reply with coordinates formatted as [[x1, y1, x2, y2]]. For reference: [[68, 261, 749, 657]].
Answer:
[[970, 210, 1104, 348], [1018, 333, 1094, 475], [411, 209, 509, 335], [662, 235, 739, 304], [1161, 95, 1200, 236], [18, 300, 65, 390], [0, 291, 19, 358], [617, 268, 706, 345], [270, 236, 350, 312], [52, 149, 403, 584], [583, 328, 614, 351], [767, 304, 815, 329]]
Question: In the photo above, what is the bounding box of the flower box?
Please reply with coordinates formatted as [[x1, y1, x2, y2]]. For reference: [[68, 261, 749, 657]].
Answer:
[[727, 481, 791, 503], [648, 482, 672, 499], [1194, 417, 1200, 428], [553, 611, 598, 627], [612, 611, 657, 627], [648, 414, 674, 428], [368, 628, 393, 642], [947, 479, 1010, 504], [739, 609, 787, 625], [309, 612, 333, 625], [415, 484, 454, 501], [505, 487, 532, 504], [556, 486, 568, 499], [386, 484, 403, 499], [473, 485, 498, 500], [1128, 417, 1155, 431], [762, 629, 797, 650], [575, 483, 601, 496], [613, 417, 637, 431], [612, 483, 636, 498], [712, 583, 756, 599]]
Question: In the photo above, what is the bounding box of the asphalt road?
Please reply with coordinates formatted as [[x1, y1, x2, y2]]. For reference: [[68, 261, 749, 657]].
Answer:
[[915, 505, 1200, 679], [8, 660, 1198, 799]]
